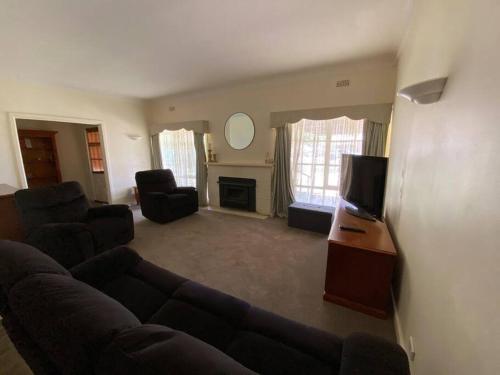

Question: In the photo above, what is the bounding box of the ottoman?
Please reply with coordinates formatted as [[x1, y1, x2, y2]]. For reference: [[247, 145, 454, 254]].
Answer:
[[288, 202, 334, 234]]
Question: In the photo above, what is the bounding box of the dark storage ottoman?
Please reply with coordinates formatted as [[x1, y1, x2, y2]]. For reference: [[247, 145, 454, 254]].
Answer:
[[288, 202, 334, 234]]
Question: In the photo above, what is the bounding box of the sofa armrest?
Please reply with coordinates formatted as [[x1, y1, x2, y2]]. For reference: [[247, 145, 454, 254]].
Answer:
[[87, 204, 131, 219], [339, 333, 410, 375], [96, 324, 256, 375], [70, 246, 142, 288], [27, 223, 95, 268]]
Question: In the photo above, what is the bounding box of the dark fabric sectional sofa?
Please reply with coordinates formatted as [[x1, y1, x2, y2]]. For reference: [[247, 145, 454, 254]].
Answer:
[[0, 240, 410, 375]]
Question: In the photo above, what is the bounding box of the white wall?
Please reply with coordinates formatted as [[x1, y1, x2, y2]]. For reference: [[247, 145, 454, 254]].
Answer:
[[146, 57, 397, 163], [0, 79, 151, 203], [386, 0, 500, 374], [16, 119, 94, 198]]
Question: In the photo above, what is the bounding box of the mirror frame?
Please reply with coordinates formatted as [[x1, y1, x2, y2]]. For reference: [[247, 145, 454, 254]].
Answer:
[[224, 112, 255, 150]]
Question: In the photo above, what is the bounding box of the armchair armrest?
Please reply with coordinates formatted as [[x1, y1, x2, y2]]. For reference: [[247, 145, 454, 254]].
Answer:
[[339, 333, 410, 375], [174, 186, 198, 208], [70, 246, 142, 288], [87, 204, 131, 219], [174, 186, 196, 194], [27, 223, 95, 268]]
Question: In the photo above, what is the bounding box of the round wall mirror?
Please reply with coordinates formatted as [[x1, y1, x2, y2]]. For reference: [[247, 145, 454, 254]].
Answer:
[[224, 112, 255, 150]]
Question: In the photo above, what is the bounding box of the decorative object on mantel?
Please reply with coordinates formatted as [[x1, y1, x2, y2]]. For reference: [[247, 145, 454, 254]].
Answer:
[[397, 77, 448, 104], [265, 152, 274, 164], [207, 143, 217, 162]]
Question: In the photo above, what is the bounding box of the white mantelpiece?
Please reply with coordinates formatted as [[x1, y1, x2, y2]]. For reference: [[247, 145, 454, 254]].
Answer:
[[206, 162, 273, 168], [206, 162, 274, 215]]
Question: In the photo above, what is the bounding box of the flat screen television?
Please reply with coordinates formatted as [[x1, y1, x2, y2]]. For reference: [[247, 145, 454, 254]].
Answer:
[[339, 154, 388, 220]]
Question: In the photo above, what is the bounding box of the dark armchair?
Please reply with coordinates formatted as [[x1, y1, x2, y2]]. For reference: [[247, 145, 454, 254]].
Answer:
[[14, 181, 134, 268], [135, 169, 198, 223]]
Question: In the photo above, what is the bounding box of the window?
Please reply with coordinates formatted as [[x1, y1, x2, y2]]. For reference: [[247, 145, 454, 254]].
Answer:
[[86, 127, 104, 173], [159, 129, 196, 187], [290, 117, 363, 206]]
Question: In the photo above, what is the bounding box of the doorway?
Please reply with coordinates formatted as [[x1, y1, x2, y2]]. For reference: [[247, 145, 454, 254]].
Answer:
[[10, 114, 112, 203]]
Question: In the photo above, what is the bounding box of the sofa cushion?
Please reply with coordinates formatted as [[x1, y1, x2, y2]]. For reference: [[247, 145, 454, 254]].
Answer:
[[130, 260, 188, 295], [71, 246, 142, 288], [150, 299, 237, 351], [243, 306, 343, 367], [102, 275, 168, 322], [8, 273, 140, 375], [227, 331, 333, 375], [96, 324, 256, 375]]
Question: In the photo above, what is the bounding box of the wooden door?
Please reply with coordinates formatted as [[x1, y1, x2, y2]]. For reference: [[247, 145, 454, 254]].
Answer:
[[18, 129, 62, 188]]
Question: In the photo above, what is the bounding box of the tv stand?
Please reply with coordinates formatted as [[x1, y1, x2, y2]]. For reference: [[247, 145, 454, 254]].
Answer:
[[323, 198, 397, 319], [345, 205, 377, 222]]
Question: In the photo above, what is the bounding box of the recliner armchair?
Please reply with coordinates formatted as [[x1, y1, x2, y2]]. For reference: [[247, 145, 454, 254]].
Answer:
[[14, 181, 134, 268], [135, 169, 198, 223]]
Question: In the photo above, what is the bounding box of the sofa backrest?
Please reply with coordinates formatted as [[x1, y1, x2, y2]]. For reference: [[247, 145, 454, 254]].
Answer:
[[135, 169, 177, 196], [15, 181, 90, 234]]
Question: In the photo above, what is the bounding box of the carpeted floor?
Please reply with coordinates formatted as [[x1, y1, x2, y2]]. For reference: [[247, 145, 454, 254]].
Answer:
[[130, 207, 396, 341], [0, 206, 395, 375]]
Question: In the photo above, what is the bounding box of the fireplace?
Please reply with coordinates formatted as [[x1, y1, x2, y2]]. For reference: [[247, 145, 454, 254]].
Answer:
[[218, 176, 256, 212]]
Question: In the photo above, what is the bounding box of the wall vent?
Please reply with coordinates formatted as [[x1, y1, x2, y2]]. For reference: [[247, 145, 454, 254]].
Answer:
[[336, 79, 350, 87]]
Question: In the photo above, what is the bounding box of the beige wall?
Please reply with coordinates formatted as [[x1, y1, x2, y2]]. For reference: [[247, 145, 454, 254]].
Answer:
[[0, 79, 151, 203], [16, 119, 94, 199], [146, 57, 397, 163], [386, 0, 500, 374]]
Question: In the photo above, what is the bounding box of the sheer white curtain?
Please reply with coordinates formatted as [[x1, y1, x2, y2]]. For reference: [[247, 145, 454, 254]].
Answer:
[[159, 129, 196, 187], [290, 116, 364, 206]]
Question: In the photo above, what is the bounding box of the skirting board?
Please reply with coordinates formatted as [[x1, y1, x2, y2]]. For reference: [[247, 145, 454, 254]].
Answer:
[[392, 289, 412, 372]]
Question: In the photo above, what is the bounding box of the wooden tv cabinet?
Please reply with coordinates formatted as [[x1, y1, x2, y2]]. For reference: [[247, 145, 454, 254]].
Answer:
[[323, 198, 397, 319]]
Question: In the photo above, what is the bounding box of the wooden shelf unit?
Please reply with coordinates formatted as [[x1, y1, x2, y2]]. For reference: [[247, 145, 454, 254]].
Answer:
[[323, 198, 397, 319]]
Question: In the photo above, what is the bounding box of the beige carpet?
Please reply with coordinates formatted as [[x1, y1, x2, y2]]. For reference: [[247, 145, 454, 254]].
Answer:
[[0, 206, 396, 375], [130, 207, 396, 341]]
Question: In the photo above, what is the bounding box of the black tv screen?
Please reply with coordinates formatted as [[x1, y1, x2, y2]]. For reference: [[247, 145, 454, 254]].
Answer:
[[340, 155, 388, 219]]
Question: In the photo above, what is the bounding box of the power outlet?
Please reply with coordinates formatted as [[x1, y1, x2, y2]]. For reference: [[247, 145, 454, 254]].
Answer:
[[408, 336, 416, 361]]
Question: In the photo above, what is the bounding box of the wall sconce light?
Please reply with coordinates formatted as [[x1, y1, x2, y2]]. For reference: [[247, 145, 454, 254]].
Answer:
[[397, 77, 448, 104], [127, 134, 143, 141]]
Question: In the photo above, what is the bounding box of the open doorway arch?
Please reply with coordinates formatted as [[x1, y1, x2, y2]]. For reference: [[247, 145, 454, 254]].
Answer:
[[8, 112, 113, 203]]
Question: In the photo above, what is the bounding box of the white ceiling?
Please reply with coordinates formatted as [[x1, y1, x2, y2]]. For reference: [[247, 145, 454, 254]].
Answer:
[[0, 0, 411, 98]]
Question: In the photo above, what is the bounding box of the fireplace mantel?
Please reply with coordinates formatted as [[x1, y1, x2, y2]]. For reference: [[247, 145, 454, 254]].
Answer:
[[206, 162, 273, 168], [206, 162, 272, 215]]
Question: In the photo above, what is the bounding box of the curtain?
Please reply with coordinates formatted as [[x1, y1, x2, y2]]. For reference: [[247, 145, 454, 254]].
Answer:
[[290, 117, 363, 206], [159, 129, 196, 187], [151, 133, 163, 169], [194, 132, 208, 206], [362, 120, 388, 156], [271, 125, 294, 217]]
